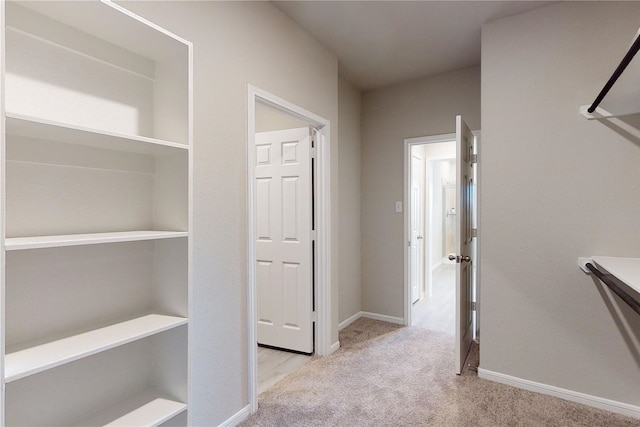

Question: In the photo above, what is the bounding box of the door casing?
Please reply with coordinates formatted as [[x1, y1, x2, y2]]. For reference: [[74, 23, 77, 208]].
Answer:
[[247, 84, 332, 413]]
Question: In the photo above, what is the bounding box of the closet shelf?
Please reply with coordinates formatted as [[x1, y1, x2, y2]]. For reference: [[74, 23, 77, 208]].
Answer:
[[592, 256, 640, 295], [5, 230, 188, 251], [5, 314, 188, 383], [579, 256, 640, 316], [73, 388, 187, 427], [580, 27, 640, 119], [6, 113, 189, 154]]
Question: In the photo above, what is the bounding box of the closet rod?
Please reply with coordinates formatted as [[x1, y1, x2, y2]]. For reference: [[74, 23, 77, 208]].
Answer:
[[588, 33, 640, 113], [585, 263, 640, 315]]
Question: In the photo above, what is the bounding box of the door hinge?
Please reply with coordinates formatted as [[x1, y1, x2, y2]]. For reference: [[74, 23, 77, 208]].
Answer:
[[312, 311, 317, 322], [472, 228, 477, 238], [471, 302, 477, 311], [471, 154, 478, 164], [311, 147, 317, 158], [311, 230, 317, 241]]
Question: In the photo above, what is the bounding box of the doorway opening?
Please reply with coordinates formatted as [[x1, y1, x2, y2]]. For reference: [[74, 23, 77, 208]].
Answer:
[[403, 126, 479, 373], [406, 138, 458, 335], [247, 85, 332, 412], [409, 144, 457, 336]]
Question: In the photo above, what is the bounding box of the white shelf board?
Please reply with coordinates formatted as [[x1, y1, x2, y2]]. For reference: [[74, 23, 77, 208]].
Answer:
[[17, 0, 189, 62], [6, 113, 188, 154], [5, 230, 188, 251], [5, 314, 188, 383], [592, 256, 640, 295], [73, 388, 186, 427]]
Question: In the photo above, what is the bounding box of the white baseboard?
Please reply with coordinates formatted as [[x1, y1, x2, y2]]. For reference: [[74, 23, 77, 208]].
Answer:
[[330, 340, 340, 354], [339, 312, 363, 330], [218, 404, 250, 426], [478, 368, 640, 420], [339, 311, 405, 330], [361, 311, 405, 325]]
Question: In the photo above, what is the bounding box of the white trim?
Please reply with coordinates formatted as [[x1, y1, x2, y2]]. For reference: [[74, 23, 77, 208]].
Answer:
[[339, 311, 405, 330], [246, 84, 332, 414], [0, 0, 6, 422], [478, 368, 640, 420], [474, 132, 481, 341], [186, 34, 194, 427], [338, 312, 362, 330], [218, 405, 250, 427], [361, 311, 405, 325], [405, 132, 456, 146], [102, 0, 192, 46], [330, 341, 340, 353]]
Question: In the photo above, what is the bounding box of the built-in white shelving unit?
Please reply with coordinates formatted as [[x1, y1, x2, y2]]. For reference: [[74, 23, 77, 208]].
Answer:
[[1, 1, 192, 425]]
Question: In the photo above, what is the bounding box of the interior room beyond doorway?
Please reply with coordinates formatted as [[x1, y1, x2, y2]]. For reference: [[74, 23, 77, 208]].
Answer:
[[408, 140, 457, 335]]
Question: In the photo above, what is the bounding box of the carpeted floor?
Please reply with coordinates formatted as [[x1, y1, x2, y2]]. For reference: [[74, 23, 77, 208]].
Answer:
[[240, 318, 639, 426]]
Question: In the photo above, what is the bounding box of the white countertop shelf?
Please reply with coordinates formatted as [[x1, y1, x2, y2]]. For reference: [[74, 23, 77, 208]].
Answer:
[[6, 230, 188, 251], [6, 113, 189, 154], [5, 314, 188, 382], [592, 256, 640, 295], [73, 388, 187, 427]]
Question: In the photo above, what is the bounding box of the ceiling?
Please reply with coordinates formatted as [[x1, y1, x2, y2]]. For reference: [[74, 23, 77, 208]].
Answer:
[[273, 1, 555, 90]]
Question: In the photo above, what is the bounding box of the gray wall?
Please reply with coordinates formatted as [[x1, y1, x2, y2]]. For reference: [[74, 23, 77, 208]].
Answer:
[[481, 1, 640, 406], [118, 1, 339, 424], [338, 74, 362, 323], [361, 67, 480, 318]]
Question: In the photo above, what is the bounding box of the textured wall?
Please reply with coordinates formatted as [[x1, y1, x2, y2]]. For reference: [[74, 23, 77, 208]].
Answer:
[[338, 75, 362, 324], [481, 1, 640, 408]]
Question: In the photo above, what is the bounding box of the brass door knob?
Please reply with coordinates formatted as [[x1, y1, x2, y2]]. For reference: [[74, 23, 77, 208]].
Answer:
[[448, 254, 472, 263]]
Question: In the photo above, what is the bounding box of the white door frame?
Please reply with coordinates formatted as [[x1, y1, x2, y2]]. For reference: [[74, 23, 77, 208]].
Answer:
[[247, 84, 332, 413], [403, 132, 479, 327]]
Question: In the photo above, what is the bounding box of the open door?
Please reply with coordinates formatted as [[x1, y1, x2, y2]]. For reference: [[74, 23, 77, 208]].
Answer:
[[453, 115, 474, 374], [254, 127, 314, 354]]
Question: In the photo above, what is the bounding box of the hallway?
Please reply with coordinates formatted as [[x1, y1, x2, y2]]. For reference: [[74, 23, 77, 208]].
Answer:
[[412, 264, 455, 335]]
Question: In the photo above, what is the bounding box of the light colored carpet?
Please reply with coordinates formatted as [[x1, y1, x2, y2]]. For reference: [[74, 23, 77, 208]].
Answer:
[[240, 318, 639, 426]]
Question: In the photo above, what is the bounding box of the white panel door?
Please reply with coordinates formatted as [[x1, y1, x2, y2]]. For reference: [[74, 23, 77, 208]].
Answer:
[[454, 116, 474, 374], [255, 127, 313, 354], [410, 152, 425, 303]]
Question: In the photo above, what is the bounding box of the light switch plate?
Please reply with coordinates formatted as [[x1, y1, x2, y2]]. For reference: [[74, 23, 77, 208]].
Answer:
[[395, 201, 402, 213]]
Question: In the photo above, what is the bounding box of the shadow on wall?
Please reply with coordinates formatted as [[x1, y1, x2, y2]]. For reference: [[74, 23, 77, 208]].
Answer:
[[597, 113, 640, 147], [592, 276, 640, 370]]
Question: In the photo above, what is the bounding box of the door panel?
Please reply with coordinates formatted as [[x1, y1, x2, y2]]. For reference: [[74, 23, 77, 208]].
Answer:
[[255, 127, 313, 354], [410, 152, 425, 303], [455, 116, 474, 374]]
